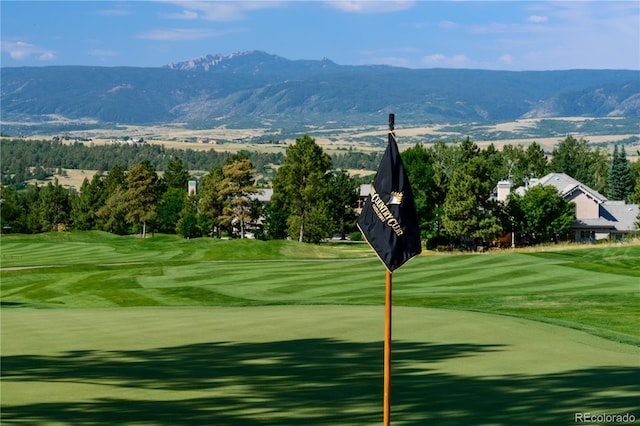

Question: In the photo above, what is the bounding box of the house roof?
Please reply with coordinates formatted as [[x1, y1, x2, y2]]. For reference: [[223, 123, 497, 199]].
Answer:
[[532, 173, 608, 202], [360, 184, 372, 197], [602, 201, 639, 231], [513, 172, 639, 234], [572, 218, 616, 229], [251, 188, 273, 203]]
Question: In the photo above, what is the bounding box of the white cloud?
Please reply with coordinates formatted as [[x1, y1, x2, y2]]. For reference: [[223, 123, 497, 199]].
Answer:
[[136, 28, 240, 41], [96, 6, 131, 16], [421, 53, 470, 68], [86, 49, 119, 58], [439, 20, 459, 30], [527, 15, 548, 23], [1, 40, 56, 61], [357, 47, 422, 67], [162, 1, 285, 21], [377, 56, 414, 68], [325, 0, 415, 14], [469, 22, 545, 35], [499, 54, 514, 65], [38, 51, 56, 61], [162, 10, 199, 20], [514, 2, 640, 69]]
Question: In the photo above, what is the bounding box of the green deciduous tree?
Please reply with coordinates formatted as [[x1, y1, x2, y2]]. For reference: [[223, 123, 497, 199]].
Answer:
[[492, 142, 548, 187], [524, 142, 549, 180], [632, 151, 640, 230], [548, 135, 609, 193], [287, 201, 333, 244], [326, 169, 359, 239], [590, 147, 610, 196], [37, 179, 72, 232], [482, 143, 507, 186], [262, 203, 289, 240], [401, 144, 437, 240], [507, 184, 575, 245], [549, 135, 590, 182], [630, 150, 640, 205]]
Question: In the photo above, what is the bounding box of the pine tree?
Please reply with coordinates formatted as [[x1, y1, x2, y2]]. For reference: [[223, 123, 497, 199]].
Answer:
[[271, 135, 331, 242], [73, 174, 106, 230], [123, 162, 159, 238], [198, 166, 225, 238], [442, 157, 502, 246], [608, 145, 633, 201], [218, 158, 258, 239], [163, 157, 190, 190]]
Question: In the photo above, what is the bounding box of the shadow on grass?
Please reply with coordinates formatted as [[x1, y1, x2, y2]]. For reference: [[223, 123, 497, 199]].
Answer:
[[2, 339, 638, 425], [0, 301, 29, 307]]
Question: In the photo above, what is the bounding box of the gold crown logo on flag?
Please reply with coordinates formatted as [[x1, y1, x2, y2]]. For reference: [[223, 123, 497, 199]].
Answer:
[[388, 191, 403, 205]]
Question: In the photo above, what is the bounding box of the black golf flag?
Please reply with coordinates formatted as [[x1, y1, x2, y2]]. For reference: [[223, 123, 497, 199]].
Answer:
[[358, 120, 421, 272]]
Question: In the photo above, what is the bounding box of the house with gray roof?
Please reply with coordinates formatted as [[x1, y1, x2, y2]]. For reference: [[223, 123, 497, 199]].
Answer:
[[507, 173, 639, 242]]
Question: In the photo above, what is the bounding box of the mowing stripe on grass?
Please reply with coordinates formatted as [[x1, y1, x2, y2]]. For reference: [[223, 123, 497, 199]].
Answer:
[[2, 235, 639, 345], [2, 306, 638, 425]]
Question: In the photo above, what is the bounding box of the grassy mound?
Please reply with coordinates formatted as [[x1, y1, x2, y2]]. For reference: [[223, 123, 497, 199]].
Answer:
[[0, 231, 371, 268], [2, 233, 638, 345]]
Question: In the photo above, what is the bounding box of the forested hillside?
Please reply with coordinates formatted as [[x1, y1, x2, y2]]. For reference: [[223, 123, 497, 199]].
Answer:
[[2, 51, 638, 133]]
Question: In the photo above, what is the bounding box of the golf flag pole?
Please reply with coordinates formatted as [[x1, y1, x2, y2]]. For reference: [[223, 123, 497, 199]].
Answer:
[[383, 114, 395, 426], [384, 267, 392, 425], [357, 114, 422, 425]]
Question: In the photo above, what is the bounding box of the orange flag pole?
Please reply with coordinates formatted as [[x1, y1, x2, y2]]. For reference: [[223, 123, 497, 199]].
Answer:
[[357, 113, 421, 425], [383, 268, 392, 425]]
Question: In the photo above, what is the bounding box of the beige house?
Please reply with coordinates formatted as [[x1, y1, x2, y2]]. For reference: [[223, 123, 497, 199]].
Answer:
[[506, 173, 639, 242]]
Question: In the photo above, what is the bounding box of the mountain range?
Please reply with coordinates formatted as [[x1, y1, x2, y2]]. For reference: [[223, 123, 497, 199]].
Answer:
[[1, 50, 639, 132]]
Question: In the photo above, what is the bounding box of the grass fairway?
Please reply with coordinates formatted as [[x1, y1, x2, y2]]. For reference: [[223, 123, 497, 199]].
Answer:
[[1, 232, 639, 424]]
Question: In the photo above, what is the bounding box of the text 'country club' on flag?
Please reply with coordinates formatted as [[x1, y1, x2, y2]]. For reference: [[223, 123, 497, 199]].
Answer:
[[357, 114, 421, 273]]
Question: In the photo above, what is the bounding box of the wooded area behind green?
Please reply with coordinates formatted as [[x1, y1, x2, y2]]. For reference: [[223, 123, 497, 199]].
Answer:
[[2, 134, 639, 248]]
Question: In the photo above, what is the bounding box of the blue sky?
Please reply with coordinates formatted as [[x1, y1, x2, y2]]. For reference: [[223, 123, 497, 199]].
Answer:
[[2, 1, 639, 70]]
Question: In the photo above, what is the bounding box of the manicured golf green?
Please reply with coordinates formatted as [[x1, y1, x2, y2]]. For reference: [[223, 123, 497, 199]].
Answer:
[[1, 232, 639, 424], [2, 306, 639, 425]]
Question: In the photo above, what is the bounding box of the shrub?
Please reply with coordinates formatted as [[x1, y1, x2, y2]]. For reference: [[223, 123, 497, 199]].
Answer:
[[349, 231, 362, 241]]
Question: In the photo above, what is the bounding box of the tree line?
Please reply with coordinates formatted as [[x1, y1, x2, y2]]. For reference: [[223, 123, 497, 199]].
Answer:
[[1, 135, 638, 247], [0, 138, 382, 188]]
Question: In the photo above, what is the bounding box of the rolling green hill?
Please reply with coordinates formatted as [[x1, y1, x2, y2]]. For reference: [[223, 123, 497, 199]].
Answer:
[[2, 232, 638, 345]]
